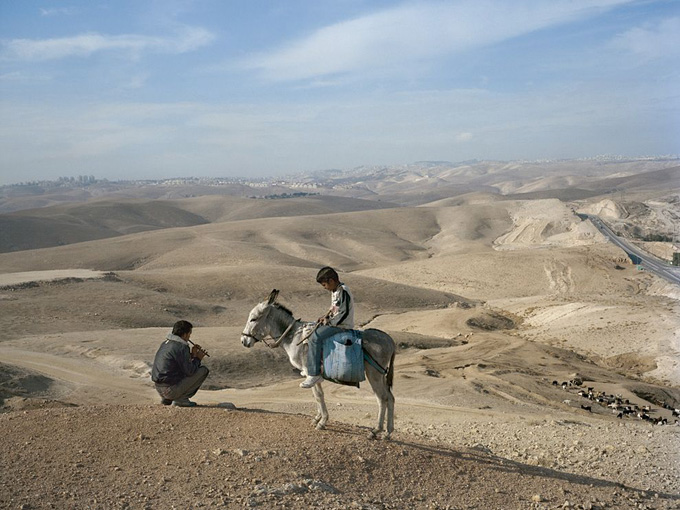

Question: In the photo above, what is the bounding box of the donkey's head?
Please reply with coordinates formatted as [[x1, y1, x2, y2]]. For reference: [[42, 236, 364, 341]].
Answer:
[[240, 289, 279, 347]]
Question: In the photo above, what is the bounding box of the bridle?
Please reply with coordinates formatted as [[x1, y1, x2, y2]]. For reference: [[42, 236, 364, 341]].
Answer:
[[240, 331, 264, 343], [241, 311, 300, 349]]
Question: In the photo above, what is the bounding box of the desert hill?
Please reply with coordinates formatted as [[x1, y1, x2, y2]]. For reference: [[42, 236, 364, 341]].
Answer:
[[176, 194, 399, 223], [0, 204, 457, 273], [504, 165, 680, 196], [3, 159, 677, 254], [4, 158, 677, 213], [306, 159, 680, 205], [1, 159, 679, 508], [0, 199, 209, 253], [581, 194, 680, 241], [584, 165, 680, 195], [1, 193, 676, 384], [0, 179, 306, 214], [0, 194, 399, 253]]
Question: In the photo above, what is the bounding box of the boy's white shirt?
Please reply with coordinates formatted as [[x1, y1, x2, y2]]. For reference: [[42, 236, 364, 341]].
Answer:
[[328, 282, 354, 329]]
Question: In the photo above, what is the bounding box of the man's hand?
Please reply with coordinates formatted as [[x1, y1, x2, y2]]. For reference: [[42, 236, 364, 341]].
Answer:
[[191, 344, 206, 361]]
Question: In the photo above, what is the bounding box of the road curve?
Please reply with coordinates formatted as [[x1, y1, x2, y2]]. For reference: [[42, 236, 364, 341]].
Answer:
[[582, 214, 680, 286]]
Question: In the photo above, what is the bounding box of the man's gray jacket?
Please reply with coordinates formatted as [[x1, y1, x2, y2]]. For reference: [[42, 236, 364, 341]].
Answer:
[[151, 333, 202, 385]]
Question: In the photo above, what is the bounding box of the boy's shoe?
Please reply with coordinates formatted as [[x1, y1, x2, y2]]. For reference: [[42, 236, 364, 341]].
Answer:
[[300, 375, 322, 388], [160, 398, 172, 406], [172, 399, 198, 407]]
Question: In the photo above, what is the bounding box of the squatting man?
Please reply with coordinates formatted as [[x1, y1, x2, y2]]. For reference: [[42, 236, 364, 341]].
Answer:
[[151, 320, 209, 407]]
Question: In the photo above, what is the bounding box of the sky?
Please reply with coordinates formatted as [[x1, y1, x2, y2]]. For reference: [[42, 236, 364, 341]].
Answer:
[[0, 0, 679, 184]]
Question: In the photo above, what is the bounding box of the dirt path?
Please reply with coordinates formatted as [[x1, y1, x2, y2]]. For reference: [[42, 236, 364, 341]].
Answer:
[[0, 269, 106, 287], [2, 347, 157, 404]]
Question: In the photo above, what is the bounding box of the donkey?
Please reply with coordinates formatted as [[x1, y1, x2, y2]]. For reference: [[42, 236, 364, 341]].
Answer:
[[240, 289, 395, 439]]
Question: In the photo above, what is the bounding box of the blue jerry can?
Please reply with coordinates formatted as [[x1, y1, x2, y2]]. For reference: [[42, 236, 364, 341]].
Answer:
[[320, 329, 365, 386]]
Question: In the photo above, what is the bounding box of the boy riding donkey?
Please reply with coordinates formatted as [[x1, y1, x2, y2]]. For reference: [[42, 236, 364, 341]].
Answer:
[[300, 266, 354, 388]]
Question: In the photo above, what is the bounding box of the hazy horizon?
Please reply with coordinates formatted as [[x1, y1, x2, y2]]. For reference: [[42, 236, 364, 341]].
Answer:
[[1, 0, 679, 185], [2, 153, 678, 188]]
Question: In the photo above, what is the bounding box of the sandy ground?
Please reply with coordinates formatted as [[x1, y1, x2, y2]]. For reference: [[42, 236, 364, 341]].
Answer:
[[2, 323, 679, 509], [0, 269, 106, 286], [1, 185, 679, 509]]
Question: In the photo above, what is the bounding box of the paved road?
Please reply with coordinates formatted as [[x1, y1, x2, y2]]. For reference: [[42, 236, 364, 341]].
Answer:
[[582, 214, 680, 286]]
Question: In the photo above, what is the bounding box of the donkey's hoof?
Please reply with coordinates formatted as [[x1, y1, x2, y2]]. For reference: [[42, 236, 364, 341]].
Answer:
[[315, 423, 326, 431], [382, 432, 392, 441]]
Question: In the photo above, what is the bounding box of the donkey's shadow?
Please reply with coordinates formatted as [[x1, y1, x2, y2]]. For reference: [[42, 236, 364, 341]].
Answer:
[[322, 420, 678, 505]]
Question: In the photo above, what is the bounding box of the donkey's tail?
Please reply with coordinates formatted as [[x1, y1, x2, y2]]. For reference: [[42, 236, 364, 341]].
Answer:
[[386, 349, 395, 389]]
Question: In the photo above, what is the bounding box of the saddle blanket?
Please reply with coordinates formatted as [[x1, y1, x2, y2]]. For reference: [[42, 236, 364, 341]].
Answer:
[[318, 328, 365, 386]]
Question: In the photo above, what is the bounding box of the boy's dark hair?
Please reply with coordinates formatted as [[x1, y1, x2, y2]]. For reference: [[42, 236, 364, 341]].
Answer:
[[172, 320, 193, 337], [316, 266, 339, 283]]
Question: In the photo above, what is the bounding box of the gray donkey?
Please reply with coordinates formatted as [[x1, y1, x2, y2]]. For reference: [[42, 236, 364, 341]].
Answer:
[[240, 289, 396, 439]]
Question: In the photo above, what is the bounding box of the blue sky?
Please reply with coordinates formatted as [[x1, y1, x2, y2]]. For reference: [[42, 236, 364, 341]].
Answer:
[[0, 0, 678, 184]]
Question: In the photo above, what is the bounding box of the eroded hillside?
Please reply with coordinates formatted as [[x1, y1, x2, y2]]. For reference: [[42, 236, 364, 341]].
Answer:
[[1, 160, 679, 509]]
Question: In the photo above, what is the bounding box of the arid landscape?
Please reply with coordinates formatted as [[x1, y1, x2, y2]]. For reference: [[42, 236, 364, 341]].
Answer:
[[1, 159, 679, 509]]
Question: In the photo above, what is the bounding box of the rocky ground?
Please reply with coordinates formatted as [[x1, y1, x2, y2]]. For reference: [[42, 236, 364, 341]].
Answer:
[[1, 401, 678, 510]]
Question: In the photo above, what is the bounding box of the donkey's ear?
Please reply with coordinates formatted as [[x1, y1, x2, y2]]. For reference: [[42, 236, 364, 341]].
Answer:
[[266, 289, 279, 304]]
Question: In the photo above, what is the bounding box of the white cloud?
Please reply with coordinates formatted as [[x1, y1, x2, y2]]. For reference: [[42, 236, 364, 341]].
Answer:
[[610, 17, 680, 60], [0, 70, 51, 82], [124, 73, 151, 90], [0, 71, 26, 81], [244, 0, 632, 81], [39, 7, 76, 17], [2, 76, 676, 184], [1, 26, 215, 61]]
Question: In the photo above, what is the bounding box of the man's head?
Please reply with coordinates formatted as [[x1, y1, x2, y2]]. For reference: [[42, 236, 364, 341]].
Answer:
[[172, 320, 193, 339], [316, 266, 340, 292]]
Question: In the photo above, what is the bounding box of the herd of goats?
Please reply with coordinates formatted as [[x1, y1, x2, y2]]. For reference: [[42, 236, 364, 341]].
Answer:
[[553, 378, 679, 426]]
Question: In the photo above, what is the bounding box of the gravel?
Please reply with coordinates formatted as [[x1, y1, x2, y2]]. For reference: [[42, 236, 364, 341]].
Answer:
[[1, 404, 678, 509]]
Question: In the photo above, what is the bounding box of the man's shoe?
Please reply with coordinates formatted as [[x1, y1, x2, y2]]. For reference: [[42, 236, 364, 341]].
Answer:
[[172, 399, 198, 407], [160, 398, 172, 406], [300, 374, 322, 388]]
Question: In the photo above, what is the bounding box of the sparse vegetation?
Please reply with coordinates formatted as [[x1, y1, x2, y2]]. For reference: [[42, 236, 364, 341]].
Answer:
[[260, 192, 319, 199], [642, 233, 673, 242], [466, 312, 516, 331]]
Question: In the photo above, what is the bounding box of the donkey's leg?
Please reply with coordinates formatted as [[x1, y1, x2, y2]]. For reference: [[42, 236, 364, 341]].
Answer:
[[365, 366, 389, 438], [311, 383, 323, 424], [373, 393, 386, 438], [384, 387, 395, 440], [311, 383, 329, 430], [384, 354, 396, 440]]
